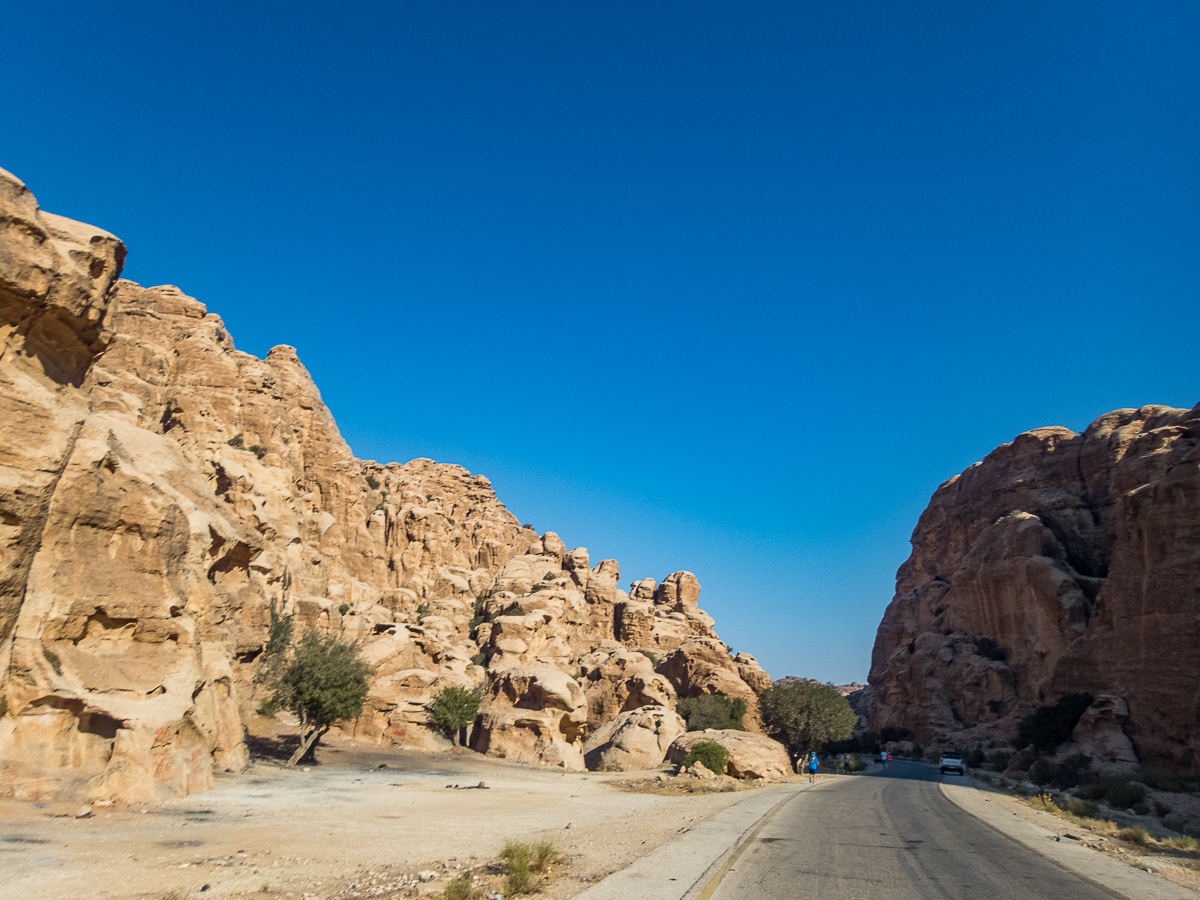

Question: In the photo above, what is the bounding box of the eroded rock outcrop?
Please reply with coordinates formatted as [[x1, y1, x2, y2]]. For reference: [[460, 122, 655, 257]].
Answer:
[[0, 169, 769, 801], [868, 405, 1200, 769]]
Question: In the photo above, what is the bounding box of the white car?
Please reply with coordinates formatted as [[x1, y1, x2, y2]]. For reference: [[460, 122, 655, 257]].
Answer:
[[940, 752, 966, 776]]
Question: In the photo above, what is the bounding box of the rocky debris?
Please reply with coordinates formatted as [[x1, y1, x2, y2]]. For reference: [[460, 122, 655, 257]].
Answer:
[[868, 404, 1200, 768], [583, 706, 686, 772], [0, 169, 770, 802], [666, 729, 793, 780]]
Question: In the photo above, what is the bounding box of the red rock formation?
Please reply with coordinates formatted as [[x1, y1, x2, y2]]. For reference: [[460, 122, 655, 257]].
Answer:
[[868, 404, 1200, 768], [0, 169, 769, 801]]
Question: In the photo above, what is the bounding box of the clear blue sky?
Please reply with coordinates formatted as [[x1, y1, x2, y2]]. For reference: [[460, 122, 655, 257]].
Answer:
[[5, 2, 1196, 684]]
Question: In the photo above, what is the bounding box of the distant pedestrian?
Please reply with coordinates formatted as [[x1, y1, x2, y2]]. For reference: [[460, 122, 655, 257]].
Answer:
[[841, 754, 851, 774], [804, 750, 819, 784]]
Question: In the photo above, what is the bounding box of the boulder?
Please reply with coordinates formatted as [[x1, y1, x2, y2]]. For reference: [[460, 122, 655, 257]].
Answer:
[[469, 667, 588, 769], [584, 706, 685, 772], [666, 730, 792, 780]]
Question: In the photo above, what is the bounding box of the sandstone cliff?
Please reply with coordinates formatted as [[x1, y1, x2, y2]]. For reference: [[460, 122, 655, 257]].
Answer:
[[0, 168, 769, 802], [868, 404, 1200, 770]]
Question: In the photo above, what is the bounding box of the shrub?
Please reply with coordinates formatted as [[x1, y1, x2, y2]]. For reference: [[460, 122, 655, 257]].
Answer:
[[1066, 797, 1099, 817], [258, 698, 279, 717], [500, 840, 559, 897], [365, 475, 381, 491], [1168, 835, 1198, 852], [416, 602, 430, 623], [426, 685, 483, 746], [683, 740, 730, 775], [1140, 766, 1187, 793], [470, 652, 487, 668], [227, 433, 246, 449], [758, 681, 857, 757], [848, 757, 868, 772], [1076, 780, 1109, 801], [1119, 825, 1149, 846], [1106, 780, 1147, 809], [542, 573, 555, 581], [1014, 693, 1094, 755], [338, 603, 350, 616], [1029, 758, 1055, 786], [637, 649, 658, 666], [249, 444, 267, 459], [443, 874, 482, 900], [676, 695, 746, 731], [1163, 814, 1190, 835]]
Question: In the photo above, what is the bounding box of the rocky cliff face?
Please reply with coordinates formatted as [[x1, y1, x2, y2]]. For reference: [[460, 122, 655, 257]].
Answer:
[[0, 169, 769, 802], [868, 404, 1200, 770]]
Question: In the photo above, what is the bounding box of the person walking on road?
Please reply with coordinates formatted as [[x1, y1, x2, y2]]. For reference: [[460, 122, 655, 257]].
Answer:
[[842, 754, 851, 774], [804, 750, 819, 784]]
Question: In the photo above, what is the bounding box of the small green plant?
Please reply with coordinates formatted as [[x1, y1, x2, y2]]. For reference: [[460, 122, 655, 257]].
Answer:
[[470, 652, 487, 668], [1119, 825, 1150, 846], [637, 649, 659, 666], [249, 444, 267, 459], [365, 474, 381, 491], [338, 603, 351, 616], [1065, 796, 1099, 818], [505, 603, 525, 617], [1140, 766, 1187, 792], [43, 648, 63, 676], [542, 573, 554, 581], [227, 433, 246, 449], [443, 874, 483, 900], [1168, 835, 1198, 851], [500, 840, 559, 896], [1106, 779, 1147, 809], [416, 602, 430, 623], [683, 740, 730, 775], [258, 698, 279, 717], [426, 685, 483, 745]]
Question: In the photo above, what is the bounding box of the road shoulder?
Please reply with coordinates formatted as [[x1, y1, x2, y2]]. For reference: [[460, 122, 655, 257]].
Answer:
[[941, 778, 1193, 900], [574, 781, 814, 900]]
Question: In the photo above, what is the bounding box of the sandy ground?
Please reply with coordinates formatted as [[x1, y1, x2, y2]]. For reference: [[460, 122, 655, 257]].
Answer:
[[0, 736, 785, 900]]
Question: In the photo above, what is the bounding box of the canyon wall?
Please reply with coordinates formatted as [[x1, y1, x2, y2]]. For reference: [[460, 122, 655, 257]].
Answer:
[[0, 168, 768, 803], [868, 404, 1200, 770]]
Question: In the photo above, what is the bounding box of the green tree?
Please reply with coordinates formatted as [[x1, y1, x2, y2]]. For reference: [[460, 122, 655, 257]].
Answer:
[[758, 680, 857, 757], [269, 631, 372, 767], [676, 694, 747, 731], [426, 684, 483, 746]]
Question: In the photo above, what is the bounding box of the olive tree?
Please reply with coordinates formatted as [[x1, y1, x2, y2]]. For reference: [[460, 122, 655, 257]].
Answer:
[[268, 630, 372, 766], [758, 680, 857, 757]]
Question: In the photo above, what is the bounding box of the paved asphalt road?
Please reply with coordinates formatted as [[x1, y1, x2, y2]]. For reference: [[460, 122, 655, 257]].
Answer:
[[707, 761, 1124, 900]]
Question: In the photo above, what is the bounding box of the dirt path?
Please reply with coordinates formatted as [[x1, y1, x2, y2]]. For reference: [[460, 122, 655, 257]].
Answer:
[[0, 737, 777, 900]]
